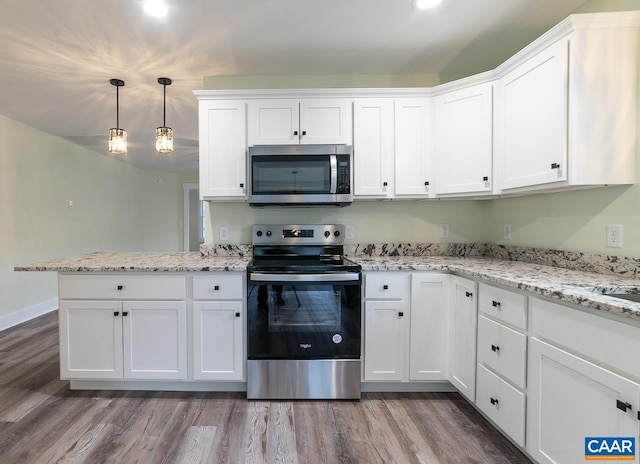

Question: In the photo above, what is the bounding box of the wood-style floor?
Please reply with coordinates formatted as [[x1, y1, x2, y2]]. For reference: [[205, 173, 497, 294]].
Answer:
[[0, 312, 532, 463]]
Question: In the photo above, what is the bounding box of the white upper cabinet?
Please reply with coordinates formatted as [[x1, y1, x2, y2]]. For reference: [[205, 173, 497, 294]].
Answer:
[[496, 39, 569, 191], [198, 100, 247, 200], [353, 98, 395, 198], [496, 15, 639, 193], [435, 83, 493, 196], [394, 98, 434, 198], [248, 99, 352, 146]]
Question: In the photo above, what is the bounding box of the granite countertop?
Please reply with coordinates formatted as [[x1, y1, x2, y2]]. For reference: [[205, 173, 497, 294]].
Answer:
[[15, 251, 640, 322], [14, 252, 250, 273], [353, 255, 640, 322]]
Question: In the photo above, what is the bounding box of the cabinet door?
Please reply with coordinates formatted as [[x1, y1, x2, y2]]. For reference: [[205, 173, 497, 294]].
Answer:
[[248, 99, 299, 146], [528, 338, 640, 464], [353, 98, 394, 197], [59, 300, 123, 379], [435, 83, 493, 195], [409, 274, 450, 381], [363, 300, 409, 381], [449, 276, 478, 400], [122, 301, 187, 380], [299, 99, 352, 145], [199, 100, 247, 198], [497, 38, 569, 190], [394, 98, 433, 197], [193, 301, 244, 381]]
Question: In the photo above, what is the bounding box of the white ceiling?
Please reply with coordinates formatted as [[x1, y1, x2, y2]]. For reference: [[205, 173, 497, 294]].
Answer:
[[0, 0, 586, 173]]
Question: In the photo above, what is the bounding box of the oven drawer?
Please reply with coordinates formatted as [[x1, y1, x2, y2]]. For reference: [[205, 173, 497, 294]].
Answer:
[[193, 274, 244, 300], [364, 272, 410, 300]]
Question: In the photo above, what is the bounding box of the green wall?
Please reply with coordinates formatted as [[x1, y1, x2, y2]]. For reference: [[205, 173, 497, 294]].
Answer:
[[1, 115, 182, 318], [205, 200, 489, 246]]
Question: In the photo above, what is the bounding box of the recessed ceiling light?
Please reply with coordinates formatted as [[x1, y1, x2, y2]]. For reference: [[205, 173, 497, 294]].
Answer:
[[415, 0, 443, 10], [143, 0, 168, 17]]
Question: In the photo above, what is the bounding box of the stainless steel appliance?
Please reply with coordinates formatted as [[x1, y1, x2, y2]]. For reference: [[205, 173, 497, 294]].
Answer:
[[246, 224, 362, 399], [247, 145, 353, 207]]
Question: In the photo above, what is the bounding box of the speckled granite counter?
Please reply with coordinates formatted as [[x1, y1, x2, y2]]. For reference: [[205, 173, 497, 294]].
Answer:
[[352, 255, 640, 322], [15, 250, 640, 322], [14, 252, 250, 272]]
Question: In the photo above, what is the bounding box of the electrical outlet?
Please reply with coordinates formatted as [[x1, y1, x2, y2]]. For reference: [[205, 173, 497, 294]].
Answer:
[[66, 200, 74, 209], [345, 225, 355, 240], [219, 226, 229, 241], [503, 224, 511, 240], [606, 224, 623, 248], [440, 224, 450, 239]]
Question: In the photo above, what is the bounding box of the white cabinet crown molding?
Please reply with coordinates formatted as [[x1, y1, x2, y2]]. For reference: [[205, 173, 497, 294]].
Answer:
[[194, 12, 640, 102]]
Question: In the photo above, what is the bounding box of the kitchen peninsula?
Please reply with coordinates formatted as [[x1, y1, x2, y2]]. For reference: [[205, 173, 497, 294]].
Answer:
[[17, 245, 640, 463]]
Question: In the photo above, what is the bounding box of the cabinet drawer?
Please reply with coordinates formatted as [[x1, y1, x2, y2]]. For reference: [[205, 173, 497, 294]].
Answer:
[[364, 273, 409, 300], [193, 274, 244, 300], [477, 315, 527, 388], [476, 364, 526, 447], [532, 297, 640, 380], [479, 283, 527, 330], [59, 274, 186, 300]]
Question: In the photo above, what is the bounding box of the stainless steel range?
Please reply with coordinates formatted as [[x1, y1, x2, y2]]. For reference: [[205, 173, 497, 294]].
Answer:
[[246, 224, 362, 400]]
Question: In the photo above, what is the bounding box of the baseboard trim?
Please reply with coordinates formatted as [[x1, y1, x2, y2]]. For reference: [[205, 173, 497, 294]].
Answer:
[[0, 298, 58, 332]]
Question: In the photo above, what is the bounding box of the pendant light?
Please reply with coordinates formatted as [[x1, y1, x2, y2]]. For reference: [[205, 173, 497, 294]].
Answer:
[[108, 78, 127, 154], [155, 77, 174, 154]]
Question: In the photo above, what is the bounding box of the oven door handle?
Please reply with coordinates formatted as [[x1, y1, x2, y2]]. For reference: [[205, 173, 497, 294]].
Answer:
[[249, 272, 360, 282]]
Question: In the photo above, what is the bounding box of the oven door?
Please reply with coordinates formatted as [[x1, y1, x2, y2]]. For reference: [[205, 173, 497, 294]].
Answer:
[[247, 272, 361, 360]]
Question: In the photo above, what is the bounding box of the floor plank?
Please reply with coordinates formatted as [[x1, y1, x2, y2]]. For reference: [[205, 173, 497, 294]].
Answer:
[[0, 311, 532, 463]]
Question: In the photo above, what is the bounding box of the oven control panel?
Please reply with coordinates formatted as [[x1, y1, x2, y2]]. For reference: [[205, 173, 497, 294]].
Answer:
[[253, 224, 345, 246]]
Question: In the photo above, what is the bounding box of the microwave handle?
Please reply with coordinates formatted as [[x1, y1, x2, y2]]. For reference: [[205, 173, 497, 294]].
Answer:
[[330, 155, 338, 194]]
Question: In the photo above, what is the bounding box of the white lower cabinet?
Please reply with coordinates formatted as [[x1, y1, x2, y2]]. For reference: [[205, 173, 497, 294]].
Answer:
[[409, 274, 450, 381], [364, 299, 409, 381], [449, 276, 478, 400], [475, 283, 528, 447], [363, 272, 449, 382], [527, 297, 640, 464], [59, 299, 187, 380], [528, 337, 640, 464], [192, 301, 243, 380], [191, 273, 245, 381]]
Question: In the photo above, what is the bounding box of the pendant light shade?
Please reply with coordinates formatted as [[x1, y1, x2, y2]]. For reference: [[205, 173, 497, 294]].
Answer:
[[156, 77, 174, 154], [108, 78, 127, 154]]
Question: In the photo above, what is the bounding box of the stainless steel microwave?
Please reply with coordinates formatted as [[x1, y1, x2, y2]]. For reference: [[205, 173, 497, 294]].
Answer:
[[248, 145, 353, 207]]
